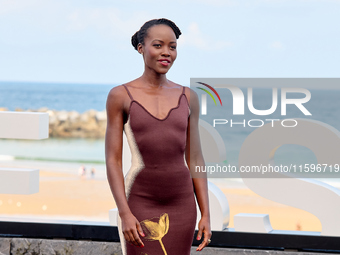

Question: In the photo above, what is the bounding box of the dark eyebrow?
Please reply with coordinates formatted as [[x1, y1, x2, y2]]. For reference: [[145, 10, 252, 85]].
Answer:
[[152, 39, 177, 43]]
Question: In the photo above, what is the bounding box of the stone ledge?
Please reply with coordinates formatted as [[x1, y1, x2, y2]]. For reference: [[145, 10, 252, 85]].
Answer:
[[0, 238, 338, 255], [0, 107, 107, 138]]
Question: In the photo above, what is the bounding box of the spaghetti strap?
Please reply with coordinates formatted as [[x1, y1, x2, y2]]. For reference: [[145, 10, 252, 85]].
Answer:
[[182, 85, 185, 95], [122, 84, 134, 100]]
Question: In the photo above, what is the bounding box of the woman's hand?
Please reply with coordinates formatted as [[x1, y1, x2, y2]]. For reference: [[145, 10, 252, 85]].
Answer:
[[120, 212, 145, 248], [196, 215, 212, 251]]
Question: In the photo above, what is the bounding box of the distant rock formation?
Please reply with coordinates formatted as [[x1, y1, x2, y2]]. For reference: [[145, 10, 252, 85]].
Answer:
[[0, 107, 107, 138]]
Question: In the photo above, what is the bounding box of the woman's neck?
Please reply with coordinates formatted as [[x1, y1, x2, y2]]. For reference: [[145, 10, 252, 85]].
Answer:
[[140, 70, 168, 88]]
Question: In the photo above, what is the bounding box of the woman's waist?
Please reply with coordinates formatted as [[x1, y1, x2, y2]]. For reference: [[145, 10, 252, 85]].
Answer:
[[128, 163, 192, 182], [128, 170, 195, 200], [141, 162, 188, 168], [139, 156, 187, 167]]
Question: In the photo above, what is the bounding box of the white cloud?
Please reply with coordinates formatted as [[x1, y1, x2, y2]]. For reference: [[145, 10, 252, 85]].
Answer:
[[0, 0, 43, 15], [67, 7, 151, 39], [125, 0, 237, 6], [269, 41, 285, 50], [178, 22, 233, 51], [191, 0, 237, 6]]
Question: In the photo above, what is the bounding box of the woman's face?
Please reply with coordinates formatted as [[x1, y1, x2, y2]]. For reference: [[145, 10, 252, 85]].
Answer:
[[138, 24, 177, 75]]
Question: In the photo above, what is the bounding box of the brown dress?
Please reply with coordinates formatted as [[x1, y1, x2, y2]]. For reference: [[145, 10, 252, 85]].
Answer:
[[117, 84, 197, 255]]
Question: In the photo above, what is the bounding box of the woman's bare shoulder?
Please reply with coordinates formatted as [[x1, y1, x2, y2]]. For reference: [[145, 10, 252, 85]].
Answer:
[[107, 85, 127, 101], [169, 81, 197, 102], [106, 84, 133, 112]]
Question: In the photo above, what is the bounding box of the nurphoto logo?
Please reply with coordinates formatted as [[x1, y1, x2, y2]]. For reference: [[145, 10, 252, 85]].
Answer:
[[194, 81, 312, 128]]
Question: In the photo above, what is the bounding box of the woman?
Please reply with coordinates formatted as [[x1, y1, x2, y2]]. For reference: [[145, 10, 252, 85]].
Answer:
[[105, 18, 211, 254]]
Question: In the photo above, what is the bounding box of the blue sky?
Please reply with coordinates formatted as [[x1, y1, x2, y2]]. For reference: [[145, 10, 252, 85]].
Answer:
[[0, 0, 339, 86]]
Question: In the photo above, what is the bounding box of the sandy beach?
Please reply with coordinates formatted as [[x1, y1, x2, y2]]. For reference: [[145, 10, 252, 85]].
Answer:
[[221, 186, 321, 232], [0, 160, 322, 232]]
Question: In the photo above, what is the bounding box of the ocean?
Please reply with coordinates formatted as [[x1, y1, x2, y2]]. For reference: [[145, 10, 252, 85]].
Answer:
[[0, 81, 113, 165], [1, 81, 340, 187], [0, 81, 113, 113]]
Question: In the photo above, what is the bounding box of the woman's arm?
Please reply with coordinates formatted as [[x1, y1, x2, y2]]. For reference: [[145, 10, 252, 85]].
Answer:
[[185, 88, 212, 251], [105, 86, 145, 247]]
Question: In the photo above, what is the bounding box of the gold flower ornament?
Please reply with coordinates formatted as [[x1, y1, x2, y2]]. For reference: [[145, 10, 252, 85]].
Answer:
[[140, 212, 169, 255]]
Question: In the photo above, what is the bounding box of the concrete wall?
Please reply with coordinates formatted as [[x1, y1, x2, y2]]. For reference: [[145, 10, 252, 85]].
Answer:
[[0, 238, 338, 255]]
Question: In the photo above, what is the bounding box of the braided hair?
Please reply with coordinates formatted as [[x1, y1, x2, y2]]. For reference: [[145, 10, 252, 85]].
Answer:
[[131, 18, 181, 51]]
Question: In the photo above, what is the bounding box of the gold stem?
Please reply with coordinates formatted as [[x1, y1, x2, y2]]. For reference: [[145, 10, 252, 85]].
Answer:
[[159, 239, 167, 255]]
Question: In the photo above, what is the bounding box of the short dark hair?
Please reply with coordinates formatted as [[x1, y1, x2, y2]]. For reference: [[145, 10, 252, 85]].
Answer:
[[131, 18, 181, 51]]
